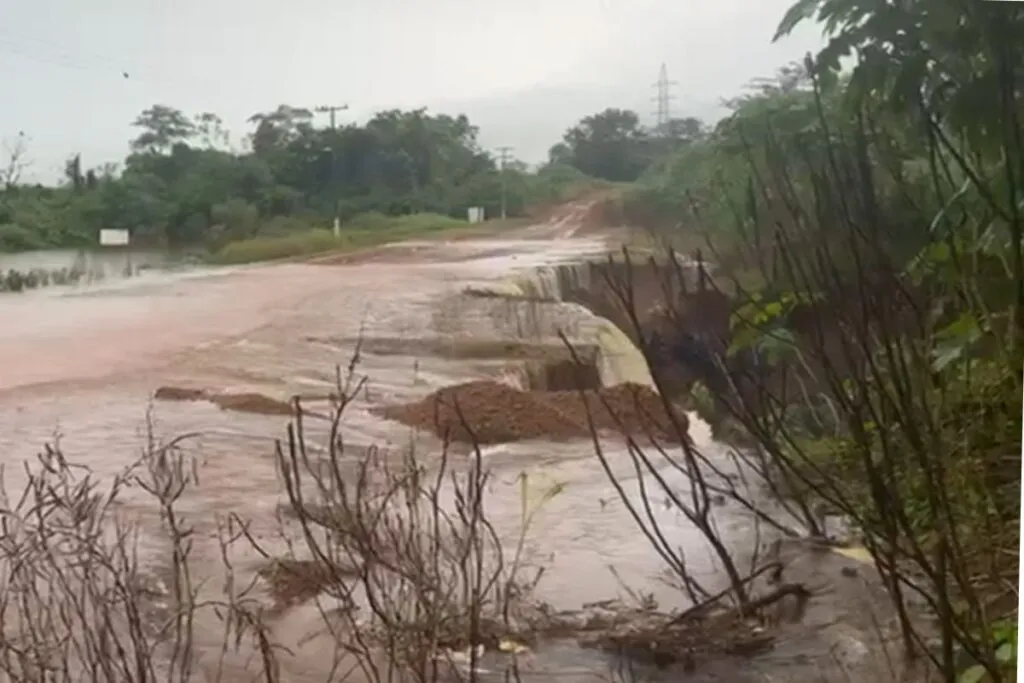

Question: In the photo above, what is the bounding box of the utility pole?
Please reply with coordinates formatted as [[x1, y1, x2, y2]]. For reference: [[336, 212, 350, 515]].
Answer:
[[651, 63, 678, 137], [314, 104, 349, 131], [314, 104, 349, 237], [495, 146, 514, 220]]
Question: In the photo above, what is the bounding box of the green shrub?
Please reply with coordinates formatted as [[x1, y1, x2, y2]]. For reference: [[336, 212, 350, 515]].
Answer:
[[385, 212, 466, 234], [261, 215, 314, 235], [0, 224, 49, 252], [209, 229, 339, 264], [344, 212, 392, 231], [209, 212, 474, 265]]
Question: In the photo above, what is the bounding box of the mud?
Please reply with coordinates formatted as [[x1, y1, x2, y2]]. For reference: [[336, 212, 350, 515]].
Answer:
[[372, 380, 587, 444], [372, 380, 689, 445]]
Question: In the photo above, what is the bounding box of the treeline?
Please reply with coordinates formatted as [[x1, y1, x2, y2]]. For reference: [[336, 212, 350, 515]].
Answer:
[[540, 63, 823, 236], [545, 107, 710, 184], [0, 105, 597, 252]]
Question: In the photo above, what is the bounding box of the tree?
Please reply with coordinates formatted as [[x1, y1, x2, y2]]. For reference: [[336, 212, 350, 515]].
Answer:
[[195, 113, 231, 150], [129, 105, 196, 154], [774, 0, 1024, 147], [663, 117, 708, 144], [64, 154, 84, 191], [1, 132, 30, 190], [247, 105, 314, 157], [0, 100, 599, 253], [553, 108, 650, 182]]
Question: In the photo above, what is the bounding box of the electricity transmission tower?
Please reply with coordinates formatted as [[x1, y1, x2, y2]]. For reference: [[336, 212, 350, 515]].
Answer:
[[313, 104, 349, 236], [495, 146, 514, 220], [652, 63, 677, 136]]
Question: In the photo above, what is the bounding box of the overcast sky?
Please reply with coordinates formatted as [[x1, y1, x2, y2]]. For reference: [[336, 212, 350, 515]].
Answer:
[[0, 0, 825, 182]]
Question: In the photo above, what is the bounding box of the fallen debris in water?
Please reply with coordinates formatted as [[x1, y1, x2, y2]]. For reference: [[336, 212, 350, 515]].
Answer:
[[207, 392, 294, 415], [153, 386, 207, 402], [257, 558, 362, 609], [153, 386, 334, 418], [575, 605, 775, 669]]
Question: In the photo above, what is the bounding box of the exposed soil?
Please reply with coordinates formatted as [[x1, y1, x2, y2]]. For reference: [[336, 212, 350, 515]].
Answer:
[[549, 383, 689, 441], [371, 380, 689, 445], [526, 193, 620, 236]]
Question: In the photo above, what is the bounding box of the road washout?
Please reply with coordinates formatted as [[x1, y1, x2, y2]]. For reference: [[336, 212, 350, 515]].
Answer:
[[252, 216, 908, 681], [0, 201, 912, 683]]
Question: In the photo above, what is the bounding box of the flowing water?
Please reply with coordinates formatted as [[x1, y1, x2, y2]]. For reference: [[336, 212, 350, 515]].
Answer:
[[0, 223, 895, 683], [0, 247, 187, 272]]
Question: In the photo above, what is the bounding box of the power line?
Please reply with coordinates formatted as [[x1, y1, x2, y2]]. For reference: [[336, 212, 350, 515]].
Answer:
[[495, 146, 514, 221], [0, 30, 211, 89], [651, 63, 678, 136]]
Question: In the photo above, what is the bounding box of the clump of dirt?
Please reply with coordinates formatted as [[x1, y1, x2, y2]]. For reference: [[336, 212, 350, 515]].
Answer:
[[154, 386, 303, 416], [549, 383, 689, 441], [372, 380, 689, 445], [373, 381, 583, 444]]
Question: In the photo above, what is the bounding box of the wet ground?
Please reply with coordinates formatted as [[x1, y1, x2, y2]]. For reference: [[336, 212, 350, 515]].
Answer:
[[0, 214, 911, 683]]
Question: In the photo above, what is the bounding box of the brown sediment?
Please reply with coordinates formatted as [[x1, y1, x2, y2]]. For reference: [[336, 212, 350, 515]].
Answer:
[[372, 380, 584, 444], [371, 379, 689, 445], [548, 382, 689, 441]]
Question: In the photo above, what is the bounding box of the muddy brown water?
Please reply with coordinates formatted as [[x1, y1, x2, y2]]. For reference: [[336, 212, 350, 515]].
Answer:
[[0, 224, 901, 682]]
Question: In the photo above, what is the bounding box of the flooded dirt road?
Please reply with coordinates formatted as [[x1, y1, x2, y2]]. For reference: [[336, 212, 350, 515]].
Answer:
[[0, 214, 896, 683]]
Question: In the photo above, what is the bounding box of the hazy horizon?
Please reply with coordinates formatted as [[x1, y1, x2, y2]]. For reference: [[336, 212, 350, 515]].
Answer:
[[1, 0, 825, 183]]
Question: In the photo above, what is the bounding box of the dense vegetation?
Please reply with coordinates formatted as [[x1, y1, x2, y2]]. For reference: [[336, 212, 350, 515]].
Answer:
[[605, 1, 1023, 682], [0, 105, 601, 257]]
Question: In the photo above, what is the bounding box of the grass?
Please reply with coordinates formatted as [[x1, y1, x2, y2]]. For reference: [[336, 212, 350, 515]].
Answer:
[[207, 212, 496, 265]]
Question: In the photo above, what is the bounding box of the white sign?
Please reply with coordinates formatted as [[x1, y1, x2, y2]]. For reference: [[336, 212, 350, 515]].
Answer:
[[99, 229, 130, 246], [467, 207, 485, 224]]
